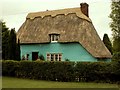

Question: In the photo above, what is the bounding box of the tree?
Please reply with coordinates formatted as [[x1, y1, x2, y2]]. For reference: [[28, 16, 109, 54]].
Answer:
[[103, 34, 113, 54], [0, 21, 2, 60], [16, 39, 21, 61], [2, 21, 10, 60], [109, 1, 120, 53], [1, 21, 20, 60], [8, 28, 17, 60]]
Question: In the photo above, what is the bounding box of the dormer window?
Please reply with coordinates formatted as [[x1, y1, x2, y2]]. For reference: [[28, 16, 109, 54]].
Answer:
[[50, 34, 60, 42]]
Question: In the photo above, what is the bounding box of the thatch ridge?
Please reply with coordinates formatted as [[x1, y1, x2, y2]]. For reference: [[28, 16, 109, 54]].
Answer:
[[27, 7, 91, 22], [17, 8, 112, 58]]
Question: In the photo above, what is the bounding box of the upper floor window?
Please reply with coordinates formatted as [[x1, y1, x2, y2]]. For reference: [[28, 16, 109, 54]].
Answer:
[[50, 34, 60, 42]]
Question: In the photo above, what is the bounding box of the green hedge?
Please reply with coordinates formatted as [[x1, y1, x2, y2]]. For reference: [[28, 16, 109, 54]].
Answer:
[[75, 62, 120, 83], [112, 52, 120, 61], [2, 60, 120, 83]]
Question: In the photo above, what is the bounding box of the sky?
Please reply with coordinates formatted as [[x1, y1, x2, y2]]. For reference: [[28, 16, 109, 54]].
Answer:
[[0, 0, 112, 39]]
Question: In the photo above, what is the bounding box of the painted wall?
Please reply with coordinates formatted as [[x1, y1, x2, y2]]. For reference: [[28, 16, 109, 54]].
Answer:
[[20, 42, 99, 62]]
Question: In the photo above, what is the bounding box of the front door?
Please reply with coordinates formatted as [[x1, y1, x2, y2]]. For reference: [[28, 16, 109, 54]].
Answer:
[[32, 52, 38, 61]]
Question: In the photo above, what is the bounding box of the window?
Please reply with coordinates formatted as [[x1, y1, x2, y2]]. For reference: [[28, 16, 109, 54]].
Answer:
[[50, 34, 60, 42], [51, 54, 54, 61], [47, 53, 62, 61], [47, 54, 50, 61], [55, 54, 58, 61]]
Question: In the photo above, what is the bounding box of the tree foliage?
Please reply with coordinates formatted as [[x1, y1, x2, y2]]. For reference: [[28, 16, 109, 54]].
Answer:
[[113, 36, 120, 52], [103, 33, 113, 54], [2, 21, 10, 60], [2, 21, 20, 60], [9, 28, 17, 60], [0, 21, 2, 60], [110, 1, 120, 53], [16, 39, 21, 61]]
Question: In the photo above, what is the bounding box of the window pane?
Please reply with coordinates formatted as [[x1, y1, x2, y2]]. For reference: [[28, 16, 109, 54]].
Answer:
[[47, 54, 50, 61], [55, 54, 58, 61], [51, 54, 54, 61], [47, 54, 50, 56], [53, 35, 55, 41], [56, 35, 58, 41], [50, 34, 59, 42], [52, 35, 54, 41], [59, 54, 62, 61]]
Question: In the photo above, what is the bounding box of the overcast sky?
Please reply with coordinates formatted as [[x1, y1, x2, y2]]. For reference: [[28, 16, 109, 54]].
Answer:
[[1, 0, 112, 39]]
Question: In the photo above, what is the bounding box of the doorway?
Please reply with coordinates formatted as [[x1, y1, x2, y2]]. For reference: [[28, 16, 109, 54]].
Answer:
[[32, 52, 38, 60]]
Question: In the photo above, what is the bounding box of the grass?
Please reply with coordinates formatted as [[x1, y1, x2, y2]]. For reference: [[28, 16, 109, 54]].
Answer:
[[2, 76, 119, 88], [0, 76, 2, 89]]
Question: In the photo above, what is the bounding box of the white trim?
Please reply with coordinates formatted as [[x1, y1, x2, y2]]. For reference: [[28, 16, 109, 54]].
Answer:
[[47, 53, 62, 61], [51, 41, 58, 43], [50, 34, 59, 42]]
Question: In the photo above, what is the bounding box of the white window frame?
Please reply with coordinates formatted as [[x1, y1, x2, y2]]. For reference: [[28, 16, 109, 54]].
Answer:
[[50, 34, 59, 42], [47, 53, 62, 61]]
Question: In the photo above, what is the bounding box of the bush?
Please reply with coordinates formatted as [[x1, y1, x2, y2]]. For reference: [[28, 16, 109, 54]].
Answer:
[[112, 52, 120, 61], [2, 60, 120, 83], [16, 61, 33, 78], [39, 54, 45, 61], [2, 60, 75, 81], [2, 60, 19, 77]]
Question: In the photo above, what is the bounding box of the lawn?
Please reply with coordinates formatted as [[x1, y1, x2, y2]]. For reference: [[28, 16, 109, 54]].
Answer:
[[2, 76, 119, 88]]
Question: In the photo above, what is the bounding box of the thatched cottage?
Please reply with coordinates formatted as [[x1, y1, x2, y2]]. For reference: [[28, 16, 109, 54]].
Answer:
[[17, 3, 112, 61]]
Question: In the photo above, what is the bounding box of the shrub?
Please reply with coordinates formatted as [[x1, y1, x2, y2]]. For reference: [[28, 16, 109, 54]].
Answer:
[[2, 60, 120, 83], [112, 52, 120, 61], [39, 54, 45, 61], [2, 60, 19, 77], [65, 58, 70, 61], [16, 61, 33, 78]]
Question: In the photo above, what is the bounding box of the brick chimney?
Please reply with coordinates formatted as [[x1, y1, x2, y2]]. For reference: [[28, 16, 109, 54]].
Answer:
[[80, 3, 89, 17]]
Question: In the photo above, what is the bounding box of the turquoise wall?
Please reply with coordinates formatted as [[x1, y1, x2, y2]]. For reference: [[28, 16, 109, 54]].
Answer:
[[20, 42, 99, 62]]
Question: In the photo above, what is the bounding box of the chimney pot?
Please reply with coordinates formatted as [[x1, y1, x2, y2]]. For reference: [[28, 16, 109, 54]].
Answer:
[[80, 3, 89, 17]]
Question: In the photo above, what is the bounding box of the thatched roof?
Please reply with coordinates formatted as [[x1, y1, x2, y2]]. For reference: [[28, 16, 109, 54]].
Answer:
[[17, 7, 112, 58], [27, 7, 91, 22]]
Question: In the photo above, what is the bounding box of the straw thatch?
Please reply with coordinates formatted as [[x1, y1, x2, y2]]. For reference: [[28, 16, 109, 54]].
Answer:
[[17, 7, 112, 58]]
